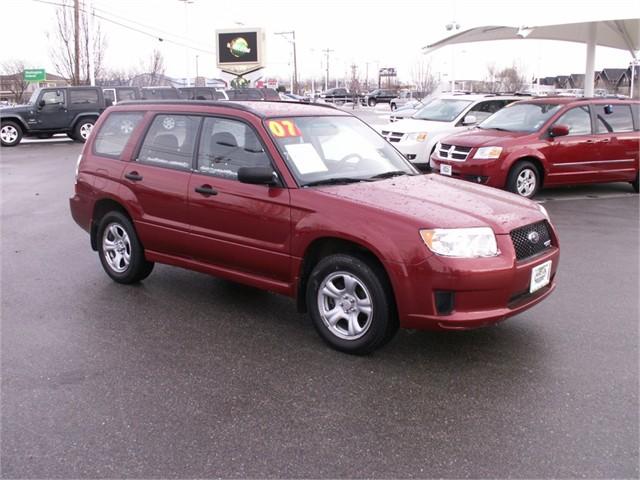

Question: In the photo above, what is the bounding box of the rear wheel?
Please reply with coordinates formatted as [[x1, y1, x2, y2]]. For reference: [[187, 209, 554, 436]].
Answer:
[[390, 102, 397, 111], [0, 121, 22, 147], [306, 253, 398, 354], [507, 161, 540, 198], [73, 117, 96, 143], [368, 98, 376, 107], [97, 211, 154, 284]]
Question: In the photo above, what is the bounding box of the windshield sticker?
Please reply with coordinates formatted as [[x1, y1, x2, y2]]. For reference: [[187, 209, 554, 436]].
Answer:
[[284, 143, 328, 174], [268, 119, 301, 138]]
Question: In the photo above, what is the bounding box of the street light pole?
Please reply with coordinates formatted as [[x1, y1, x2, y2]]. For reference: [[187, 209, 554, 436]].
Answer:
[[445, 20, 460, 93]]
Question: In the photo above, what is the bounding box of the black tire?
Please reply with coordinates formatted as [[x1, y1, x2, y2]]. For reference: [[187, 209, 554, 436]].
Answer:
[[506, 161, 541, 198], [368, 98, 376, 107], [390, 103, 397, 111], [73, 117, 96, 143], [0, 120, 23, 147], [306, 253, 398, 354], [97, 211, 154, 284], [631, 172, 639, 193], [67, 132, 77, 140]]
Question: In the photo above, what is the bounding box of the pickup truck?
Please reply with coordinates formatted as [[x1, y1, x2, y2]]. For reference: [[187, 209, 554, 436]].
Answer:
[[319, 88, 361, 105]]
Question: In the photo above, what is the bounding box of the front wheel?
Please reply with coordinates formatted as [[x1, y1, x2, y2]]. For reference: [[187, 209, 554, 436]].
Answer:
[[306, 253, 398, 354], [1, 121, 22, 147], [368, 98, 376, 107], [631, 172, 639, 193], [507, 161, 540, 198], [97, 211, 154, 284], [390, 103, 397, 111], [73, 118, 96, 143]]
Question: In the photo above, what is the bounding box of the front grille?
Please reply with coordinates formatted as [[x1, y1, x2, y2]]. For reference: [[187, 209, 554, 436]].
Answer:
[[437, 143, 472, 161], [380, 130, 403, 142], [510, 221, 552, 261]]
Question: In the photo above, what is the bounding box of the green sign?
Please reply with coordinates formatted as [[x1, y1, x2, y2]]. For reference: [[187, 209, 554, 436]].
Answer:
[[24, 69, 46, 82]]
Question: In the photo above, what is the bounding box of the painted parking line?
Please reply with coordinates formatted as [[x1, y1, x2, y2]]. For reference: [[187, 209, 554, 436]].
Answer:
[[537, 192, 636, 203]]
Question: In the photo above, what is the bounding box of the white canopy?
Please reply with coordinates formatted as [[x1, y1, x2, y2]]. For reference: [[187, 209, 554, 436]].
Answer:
[[423, 18, 640, 96]]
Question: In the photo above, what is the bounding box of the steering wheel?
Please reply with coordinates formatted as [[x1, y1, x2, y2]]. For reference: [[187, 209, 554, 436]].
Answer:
[[338, 153, 364, 165]]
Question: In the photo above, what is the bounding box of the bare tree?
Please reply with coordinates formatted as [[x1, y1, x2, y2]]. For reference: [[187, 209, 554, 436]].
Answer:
[[411, 59, 437, 95], [483, 62, 526, 93], [147, 50, 166, 86], [47, 0, 106, 84], [1, 60, 30, 103]]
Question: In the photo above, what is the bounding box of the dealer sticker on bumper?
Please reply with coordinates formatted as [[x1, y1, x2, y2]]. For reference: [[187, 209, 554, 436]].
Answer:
[[530, 260, 552, 293], [440, 164, 452, 176]]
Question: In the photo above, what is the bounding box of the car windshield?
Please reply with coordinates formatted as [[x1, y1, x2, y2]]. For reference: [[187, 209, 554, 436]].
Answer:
[[27, 90, 41, 105], [412, 98, 473, 122], [266, 116, 417, 186], [478, 103, 563, 132]]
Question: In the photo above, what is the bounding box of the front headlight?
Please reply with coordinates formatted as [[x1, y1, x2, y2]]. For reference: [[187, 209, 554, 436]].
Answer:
[[405, 132, 428, 142], [474, 146, 503, 159], [420, 227, 499, 258]]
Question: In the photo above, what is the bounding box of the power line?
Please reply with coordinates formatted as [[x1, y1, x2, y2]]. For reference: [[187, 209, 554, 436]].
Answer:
[[31, 0, 216, 54]]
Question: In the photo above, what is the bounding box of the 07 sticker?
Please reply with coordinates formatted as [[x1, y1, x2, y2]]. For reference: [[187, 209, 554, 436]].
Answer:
[[268, 119, 301, 138]]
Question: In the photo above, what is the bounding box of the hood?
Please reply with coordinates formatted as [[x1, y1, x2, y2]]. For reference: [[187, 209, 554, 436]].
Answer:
[[0, 104, 31, 115], [441, 128, 530, 148], [380, 118, 451, 134], [315, 174, 544, 234]]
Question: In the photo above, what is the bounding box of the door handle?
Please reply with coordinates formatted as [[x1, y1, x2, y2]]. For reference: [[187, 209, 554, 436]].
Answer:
[[583, 139, 595, 144], [599, 138, 611, 143], [124, 171, 143, 181], [195, 185, 218, 196]]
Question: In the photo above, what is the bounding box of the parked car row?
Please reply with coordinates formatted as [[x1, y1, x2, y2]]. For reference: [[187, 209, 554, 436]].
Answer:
[[379, 93, 639, 197], [0, 86, 283, 146], [70, 99, 560, 354]]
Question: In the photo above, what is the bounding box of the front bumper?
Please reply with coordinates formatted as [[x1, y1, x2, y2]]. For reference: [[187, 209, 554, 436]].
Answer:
[[389, 234, 560, 330], [430, 154, 507, 188]]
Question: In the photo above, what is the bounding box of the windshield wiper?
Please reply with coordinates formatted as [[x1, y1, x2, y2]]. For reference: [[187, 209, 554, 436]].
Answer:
[[483, 127, 512, 132], [303, 177, 371, 187], [368, 170, 409, 180]]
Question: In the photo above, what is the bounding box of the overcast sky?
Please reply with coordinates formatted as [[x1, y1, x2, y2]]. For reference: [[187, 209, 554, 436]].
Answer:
[[1, 0, 638, 87]]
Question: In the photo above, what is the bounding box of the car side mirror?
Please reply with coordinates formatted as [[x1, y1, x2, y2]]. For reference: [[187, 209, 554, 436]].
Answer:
[[549, 124, 570, 137], [237, 166, 278, 186], [38, 99, 46, 108], [462, 115, 477, 125]]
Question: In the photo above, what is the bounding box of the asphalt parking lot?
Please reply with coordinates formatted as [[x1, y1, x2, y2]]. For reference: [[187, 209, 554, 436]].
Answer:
[[1, 139, 638, 478]]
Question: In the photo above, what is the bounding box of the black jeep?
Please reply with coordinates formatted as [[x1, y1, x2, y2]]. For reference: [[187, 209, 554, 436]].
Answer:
[[0, 86, 106, 147]]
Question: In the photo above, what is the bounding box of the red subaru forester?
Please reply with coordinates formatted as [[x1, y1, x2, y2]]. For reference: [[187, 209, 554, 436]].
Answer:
[[70, 100, 560, 354]]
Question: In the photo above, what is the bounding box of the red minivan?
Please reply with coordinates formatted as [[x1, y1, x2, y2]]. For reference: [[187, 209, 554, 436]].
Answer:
[[430, 98, 639, 198], [70, 100, 560, 354]]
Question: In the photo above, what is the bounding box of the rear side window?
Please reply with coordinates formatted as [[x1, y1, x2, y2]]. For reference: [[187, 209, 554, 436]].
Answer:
[[555, 106, 592, 135], [70, 89, 99, 105], [94, 112, 144, 157], [594, 104, 634, 133], [138, 115, 201, 169], [117, 88, 137, 101], [196, 117, 270, 179]]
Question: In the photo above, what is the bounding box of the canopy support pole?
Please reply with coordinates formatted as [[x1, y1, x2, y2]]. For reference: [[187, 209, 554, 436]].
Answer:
[[584, 23, 597, 97]]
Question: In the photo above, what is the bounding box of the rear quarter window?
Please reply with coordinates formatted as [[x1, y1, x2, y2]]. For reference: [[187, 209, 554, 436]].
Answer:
[[93, 112, 144, 158], [594, 104, 634, 133], [70, 89, 99, 105]]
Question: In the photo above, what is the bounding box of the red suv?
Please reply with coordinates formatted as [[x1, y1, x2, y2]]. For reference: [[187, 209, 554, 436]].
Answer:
[[70, 100, 560, 354], [430, 98, 640, 197]]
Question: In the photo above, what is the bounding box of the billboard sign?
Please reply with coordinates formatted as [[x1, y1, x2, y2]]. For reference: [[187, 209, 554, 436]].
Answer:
[[379, 67, 397, 77], [216, 28, 265, 75]]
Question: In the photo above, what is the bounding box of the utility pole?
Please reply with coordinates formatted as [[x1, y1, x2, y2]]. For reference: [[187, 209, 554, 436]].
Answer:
[[74, 0, 80, 85], [275, 31, 298, 94], [87, 0, 95, 86], [322, 48, 333, 91]]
